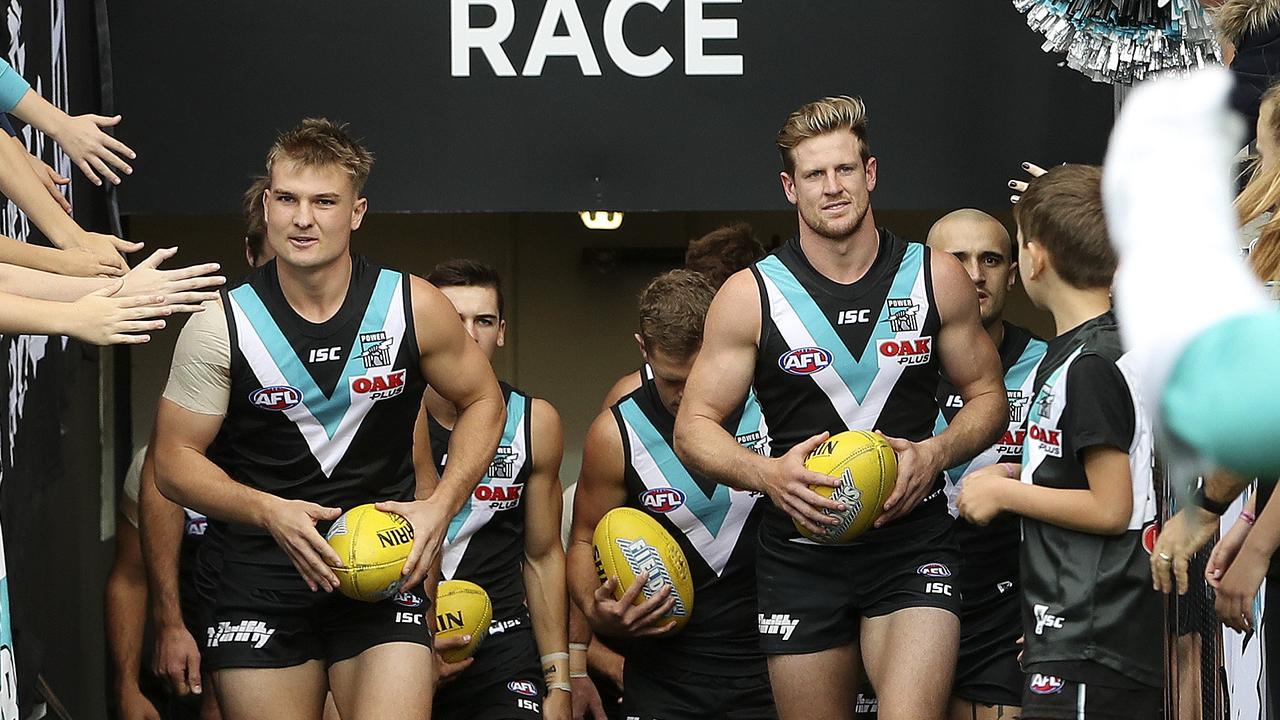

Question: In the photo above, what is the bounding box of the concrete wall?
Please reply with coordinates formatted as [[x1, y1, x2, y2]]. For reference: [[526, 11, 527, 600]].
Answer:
[[126, 209, 1051, 483]]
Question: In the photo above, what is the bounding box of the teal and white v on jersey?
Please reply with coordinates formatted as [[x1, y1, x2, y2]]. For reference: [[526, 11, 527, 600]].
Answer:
[[612, 368, 770, 678]]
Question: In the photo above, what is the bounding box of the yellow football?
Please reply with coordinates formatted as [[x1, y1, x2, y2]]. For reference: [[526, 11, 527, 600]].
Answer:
[[796, 430, 898, 544], [435, 580, 492, 663], [325, 504, 414, 602], [592, 507, 694, 632]]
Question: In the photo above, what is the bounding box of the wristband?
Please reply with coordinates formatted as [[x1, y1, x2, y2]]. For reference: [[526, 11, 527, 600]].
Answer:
[[541, 652, 569, 664], [1192, 485, 1232, 515], [1241, 510, 1257, 525], [569, 644, 589, 676], [568, 642, 589, 652], [548, 682, 572, 693]]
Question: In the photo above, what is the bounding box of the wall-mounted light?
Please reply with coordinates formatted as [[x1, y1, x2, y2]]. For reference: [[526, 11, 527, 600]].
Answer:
[[579, 211, 624, 230]]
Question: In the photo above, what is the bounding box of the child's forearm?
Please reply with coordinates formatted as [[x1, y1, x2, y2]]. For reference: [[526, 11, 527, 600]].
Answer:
[[999, 481, 1132, 535]]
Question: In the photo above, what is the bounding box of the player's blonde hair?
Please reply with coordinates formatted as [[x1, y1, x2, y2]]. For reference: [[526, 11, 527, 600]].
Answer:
[[776, 96, 871, 174], [1236, 82, 1280, 282], [266, 118, 374, 195]]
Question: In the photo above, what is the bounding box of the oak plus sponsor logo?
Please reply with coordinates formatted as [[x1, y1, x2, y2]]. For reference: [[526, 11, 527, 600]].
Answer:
[[877, 337, 932, 367], [640, 487, 686, 513], [1029, 673, 1064, 695], [250, 385, 303, 411], [885, 298, 920, 332], [473, 482, 524, 511], [1028, 423, 1062, 458], [350, 370, 407, 401], [757, 613, 800, 640], [1033, 604, 1065, 635], [779, 347, 832, 376], [207, 620, 276, 649], [996, 428, 1027, 457]]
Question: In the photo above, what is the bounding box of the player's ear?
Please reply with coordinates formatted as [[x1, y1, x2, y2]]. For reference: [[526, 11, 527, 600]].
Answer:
[[864, 156, 877, 192], [780, 172, 798, 205], [635, 333, 650, 360], [1008, 261, 1019, 289], [497, 319, 507, 348], [351, 197, 368, 231]]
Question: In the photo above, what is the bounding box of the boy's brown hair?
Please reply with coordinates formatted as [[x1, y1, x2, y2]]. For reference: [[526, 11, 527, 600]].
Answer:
[[1014, 164, 1115, 289]]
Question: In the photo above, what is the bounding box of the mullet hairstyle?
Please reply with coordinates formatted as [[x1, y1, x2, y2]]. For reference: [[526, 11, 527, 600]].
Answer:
[[684, 223, 765, 290], [1014, 164, 1116, 290], [776, 95, 871, 175], [266, 118, 374, 195], [427, 259, 505, 319], [638, 269, 717, 360], [1236, 81, 1280, 282]]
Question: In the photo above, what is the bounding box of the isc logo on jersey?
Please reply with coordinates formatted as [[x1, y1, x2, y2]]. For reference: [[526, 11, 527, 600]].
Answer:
[[250, 385, 302, 411], [473, 483, 524, 510], [640, 487, 686, 513], [350, 370, 407, 401], [779, 347, 832, 375], [877, 337, 932, 367], [1028, 422, 1063, 458]]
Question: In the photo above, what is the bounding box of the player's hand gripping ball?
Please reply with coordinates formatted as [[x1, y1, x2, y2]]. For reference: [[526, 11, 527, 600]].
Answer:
[[593, 507, 695, 632], [325, 504, 414, 601], [435, 579, 493, 663], [795, 430, 898, 543]]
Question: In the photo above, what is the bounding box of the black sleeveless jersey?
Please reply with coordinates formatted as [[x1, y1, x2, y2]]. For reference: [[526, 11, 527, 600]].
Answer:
[[206, 256, 426, 566], [611, 371, 770, 677], [1019, 312, 1161, 688], [751, 231, 944, 541], [431, 382, 534, 628], [935, 323, 1046, 597]]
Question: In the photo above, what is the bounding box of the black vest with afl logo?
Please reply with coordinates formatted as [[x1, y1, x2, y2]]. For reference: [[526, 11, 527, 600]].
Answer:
[[750, 231, 944, 542], [206, 256, 426, 566], [611, 368, 769, 676]]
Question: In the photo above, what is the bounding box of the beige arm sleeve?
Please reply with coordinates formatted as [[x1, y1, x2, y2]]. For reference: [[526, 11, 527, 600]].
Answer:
[[162, 300, 232, 416]]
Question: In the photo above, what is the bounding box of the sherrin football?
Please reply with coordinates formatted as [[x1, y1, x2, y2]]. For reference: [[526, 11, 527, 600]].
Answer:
[[435, 579, 493, 663], [592, 507, 694, 632], [325, 504, 414, 602], [796, 430, 898, 544]]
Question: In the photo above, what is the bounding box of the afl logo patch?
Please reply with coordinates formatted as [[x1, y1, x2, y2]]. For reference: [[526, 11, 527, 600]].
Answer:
[[779, 347, 832, 375], [508, 680, 539, 697], [916, 563, 952, 578], [393, 591, 424, 608], [250, 385, 302, 411], [640, 488, 686, 513], [1029, 673, 1064, 695]]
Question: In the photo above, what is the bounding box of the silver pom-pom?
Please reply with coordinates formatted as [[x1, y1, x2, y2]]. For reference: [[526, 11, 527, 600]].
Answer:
[[1014, 0, 1224, 85]]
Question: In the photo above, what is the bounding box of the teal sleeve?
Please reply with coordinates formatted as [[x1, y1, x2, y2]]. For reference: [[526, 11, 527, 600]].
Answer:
[[0, 59, 30, 113], [1163, 310, 1280, 479]]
